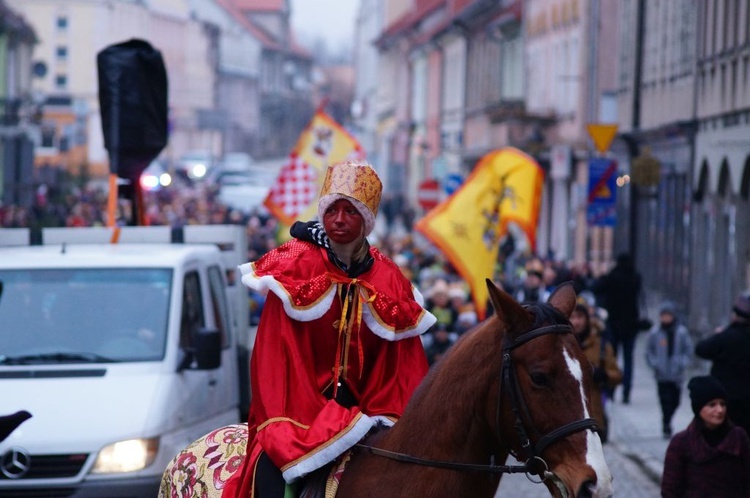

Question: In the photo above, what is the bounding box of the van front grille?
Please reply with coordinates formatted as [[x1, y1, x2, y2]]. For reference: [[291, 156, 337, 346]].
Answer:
[[0, 488, 77, 497], [0, 453, 88, 479]]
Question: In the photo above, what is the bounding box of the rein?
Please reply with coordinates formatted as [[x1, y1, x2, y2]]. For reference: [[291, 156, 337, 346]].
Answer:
[[355, 445, 535, 474], [356, 319, 598, 480]]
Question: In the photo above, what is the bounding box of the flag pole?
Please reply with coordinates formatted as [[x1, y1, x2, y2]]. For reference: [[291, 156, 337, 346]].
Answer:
[[315, 97, 330, 115]]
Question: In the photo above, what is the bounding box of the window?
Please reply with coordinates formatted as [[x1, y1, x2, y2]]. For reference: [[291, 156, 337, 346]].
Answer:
[[40, 123, 55, 148], [208, 265, 231, 348], [56, 46, 68, 61], [55, 74, 67, 89], [180, 272, 205, 349], [0, 268, 171, 362], [499, 29, 524, 100], [56, 16, 68, 30]]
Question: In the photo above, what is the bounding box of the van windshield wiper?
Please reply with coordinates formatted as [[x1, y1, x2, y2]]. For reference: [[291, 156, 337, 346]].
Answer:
[[0, 352, 119, 365]]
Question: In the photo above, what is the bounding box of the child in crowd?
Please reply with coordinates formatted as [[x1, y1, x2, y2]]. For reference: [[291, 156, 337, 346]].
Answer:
[[645, 301, 693, 438]]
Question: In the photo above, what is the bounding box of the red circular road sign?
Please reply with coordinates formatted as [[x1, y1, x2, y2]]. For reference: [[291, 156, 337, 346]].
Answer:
[[417, 179, 441, 210]]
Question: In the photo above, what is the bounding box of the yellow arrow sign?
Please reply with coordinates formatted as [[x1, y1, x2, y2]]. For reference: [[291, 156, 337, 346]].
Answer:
[[586, 124, 619, 154], [594, 183, 612, 199]]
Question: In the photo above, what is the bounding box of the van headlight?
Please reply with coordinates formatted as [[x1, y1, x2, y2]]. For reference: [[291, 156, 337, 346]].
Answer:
[[92, 437, 159, 473]]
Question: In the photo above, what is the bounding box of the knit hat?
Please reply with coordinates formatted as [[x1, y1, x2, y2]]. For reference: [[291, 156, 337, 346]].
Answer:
[[733, 291, 750, 319], [659, 300, 677, 317], [688, 376, 727, 416], [317, 160, 382, 236]]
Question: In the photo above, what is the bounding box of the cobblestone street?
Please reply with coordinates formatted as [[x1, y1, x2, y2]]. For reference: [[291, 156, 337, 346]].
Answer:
[[494, 444, 660, 497]]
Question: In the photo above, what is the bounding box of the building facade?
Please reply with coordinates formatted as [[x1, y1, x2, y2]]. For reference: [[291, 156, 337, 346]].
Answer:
[[227, 0, 314, 159], [189, 0, 262, 158], [0, 0, 37, 208], [356, 0, 750, 336], [7, 0, 222, 177], [614, 0, 697, 315], [690, 0, 750, 333]]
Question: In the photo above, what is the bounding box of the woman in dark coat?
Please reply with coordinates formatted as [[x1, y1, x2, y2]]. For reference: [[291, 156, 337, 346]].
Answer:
[[661, 375, 750, 498]]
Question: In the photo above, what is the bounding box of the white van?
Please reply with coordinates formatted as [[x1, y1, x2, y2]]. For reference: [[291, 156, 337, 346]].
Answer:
[[0, 225, 250, 497]]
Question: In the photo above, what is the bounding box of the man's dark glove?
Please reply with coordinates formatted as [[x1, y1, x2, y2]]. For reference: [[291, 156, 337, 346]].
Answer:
[[592, 367, 608, 387]]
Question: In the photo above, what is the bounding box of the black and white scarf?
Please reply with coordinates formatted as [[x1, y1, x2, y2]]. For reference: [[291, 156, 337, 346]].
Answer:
[[289, 221, 373, 277]]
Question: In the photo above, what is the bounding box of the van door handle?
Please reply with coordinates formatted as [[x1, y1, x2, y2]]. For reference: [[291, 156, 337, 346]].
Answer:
[[208, 379, 217, 387]]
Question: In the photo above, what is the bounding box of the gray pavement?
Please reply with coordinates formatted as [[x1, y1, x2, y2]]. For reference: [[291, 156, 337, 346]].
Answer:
[[495, 443, 661, 497], [493, 331, 702, 497]]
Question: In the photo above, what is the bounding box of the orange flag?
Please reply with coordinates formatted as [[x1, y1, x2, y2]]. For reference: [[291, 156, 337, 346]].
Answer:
[[416, 147, 544, 319], [264, 109, 365, 226]]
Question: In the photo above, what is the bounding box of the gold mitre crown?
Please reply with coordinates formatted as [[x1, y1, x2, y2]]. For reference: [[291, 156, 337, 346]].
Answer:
[[319, 160, 382, 218]]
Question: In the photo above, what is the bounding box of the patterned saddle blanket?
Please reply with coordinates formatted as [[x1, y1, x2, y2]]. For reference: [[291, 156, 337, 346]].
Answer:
[[159, 423, 349, 498]]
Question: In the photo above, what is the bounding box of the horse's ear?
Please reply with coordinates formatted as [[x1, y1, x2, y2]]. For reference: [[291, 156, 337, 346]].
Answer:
[[486, 278, 529, 326], [547, 281, 577, 318]]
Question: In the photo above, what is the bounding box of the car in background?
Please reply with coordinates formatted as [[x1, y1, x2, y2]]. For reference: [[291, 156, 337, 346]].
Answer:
[[213, 156, 283, 214], [218, 182, 270, 214], [140, 160, 172, 191], [220, 152, 254, 173], [177, 150, 216, 181], [216, 168, 275, 214]]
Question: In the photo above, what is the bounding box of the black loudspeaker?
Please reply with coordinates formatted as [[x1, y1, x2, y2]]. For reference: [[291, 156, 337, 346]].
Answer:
[[97, 39, 168, 180]]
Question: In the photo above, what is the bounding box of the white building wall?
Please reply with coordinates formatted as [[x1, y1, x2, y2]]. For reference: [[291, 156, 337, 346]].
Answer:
[[639, 0, 696, 128], [440, 34, 466, 174], [524, 0, 590, 261], [353, 0, 383, 168]]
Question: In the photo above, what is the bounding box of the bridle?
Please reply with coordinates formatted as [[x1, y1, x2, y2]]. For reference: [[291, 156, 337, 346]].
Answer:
[[356, 316, 598, 482], [498, 322, 599, 477]]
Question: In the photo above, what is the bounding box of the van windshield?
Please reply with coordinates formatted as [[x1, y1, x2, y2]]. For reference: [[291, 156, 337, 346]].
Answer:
[[0, 269, 172, 363]]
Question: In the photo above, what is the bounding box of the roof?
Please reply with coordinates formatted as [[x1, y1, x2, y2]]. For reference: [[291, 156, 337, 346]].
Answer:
[[215, 0, 307, 57], [375, 0, 522, 48], [379, 0, 445, 41], [288, 31, 312, 58], [215, 0, 280, 49], [0, 2, 37, 43], [0, 244, 220, 270]]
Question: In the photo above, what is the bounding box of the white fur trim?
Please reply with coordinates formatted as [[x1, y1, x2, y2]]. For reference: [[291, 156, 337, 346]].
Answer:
[[239, 263, 436, 335], [412, 285, 427, 307], [361, 302, 437, 341], [239, 263, 336, 322], [318, 193, 376, 236], [370, 415, 396, 427], [281, 413, 374, 482]]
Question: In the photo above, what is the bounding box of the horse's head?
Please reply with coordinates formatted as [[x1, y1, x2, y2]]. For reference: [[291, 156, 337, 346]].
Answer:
[[487, 280, 613, 498]]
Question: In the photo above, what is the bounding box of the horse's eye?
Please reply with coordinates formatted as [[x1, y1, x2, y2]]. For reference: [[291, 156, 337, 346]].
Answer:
[[530, 372, 549, 387]]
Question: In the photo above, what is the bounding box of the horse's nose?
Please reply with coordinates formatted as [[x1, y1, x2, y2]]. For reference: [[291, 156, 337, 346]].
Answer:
[[576, 479, 595, 498]]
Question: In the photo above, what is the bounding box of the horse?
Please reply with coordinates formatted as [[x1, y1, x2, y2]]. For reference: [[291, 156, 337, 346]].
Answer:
[[160, 280, 614, 498]]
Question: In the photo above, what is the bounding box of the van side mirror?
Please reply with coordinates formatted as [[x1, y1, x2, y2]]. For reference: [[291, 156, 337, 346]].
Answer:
[[178, 328, 221, 371]]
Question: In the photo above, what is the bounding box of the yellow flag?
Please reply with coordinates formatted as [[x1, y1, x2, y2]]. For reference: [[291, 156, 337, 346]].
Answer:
[[264, 109, 365, 226], [416, 147, 544, 319]]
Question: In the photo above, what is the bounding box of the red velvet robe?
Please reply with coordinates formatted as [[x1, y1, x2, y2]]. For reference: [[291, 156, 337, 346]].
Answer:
[[224, 240, 435, 497]]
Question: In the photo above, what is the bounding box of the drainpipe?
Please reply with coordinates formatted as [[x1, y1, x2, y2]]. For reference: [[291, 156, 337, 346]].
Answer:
[[587, 0, 599, 124], [628, 0, 646, 260]]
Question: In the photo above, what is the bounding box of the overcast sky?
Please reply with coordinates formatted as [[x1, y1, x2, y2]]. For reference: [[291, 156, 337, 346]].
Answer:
[[290, 0, 359, 50]]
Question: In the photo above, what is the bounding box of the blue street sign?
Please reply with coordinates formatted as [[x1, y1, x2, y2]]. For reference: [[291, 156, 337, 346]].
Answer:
[[586, 158, 618, 227], [443, 173, 464, 195]]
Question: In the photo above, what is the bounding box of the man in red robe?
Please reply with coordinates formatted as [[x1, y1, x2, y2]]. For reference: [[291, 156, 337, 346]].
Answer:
[[224, 160, 436, 497]]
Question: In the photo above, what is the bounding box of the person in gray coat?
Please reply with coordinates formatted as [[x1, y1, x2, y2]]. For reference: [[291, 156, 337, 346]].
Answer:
[[646, 301, 694, 438]]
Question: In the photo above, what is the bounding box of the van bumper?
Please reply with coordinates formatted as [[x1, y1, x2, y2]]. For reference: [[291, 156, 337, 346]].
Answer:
[[0, 476, 160, 498]]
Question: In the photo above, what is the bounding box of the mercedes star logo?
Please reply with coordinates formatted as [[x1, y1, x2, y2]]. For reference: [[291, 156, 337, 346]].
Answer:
[[1, 447, 31, 479]]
